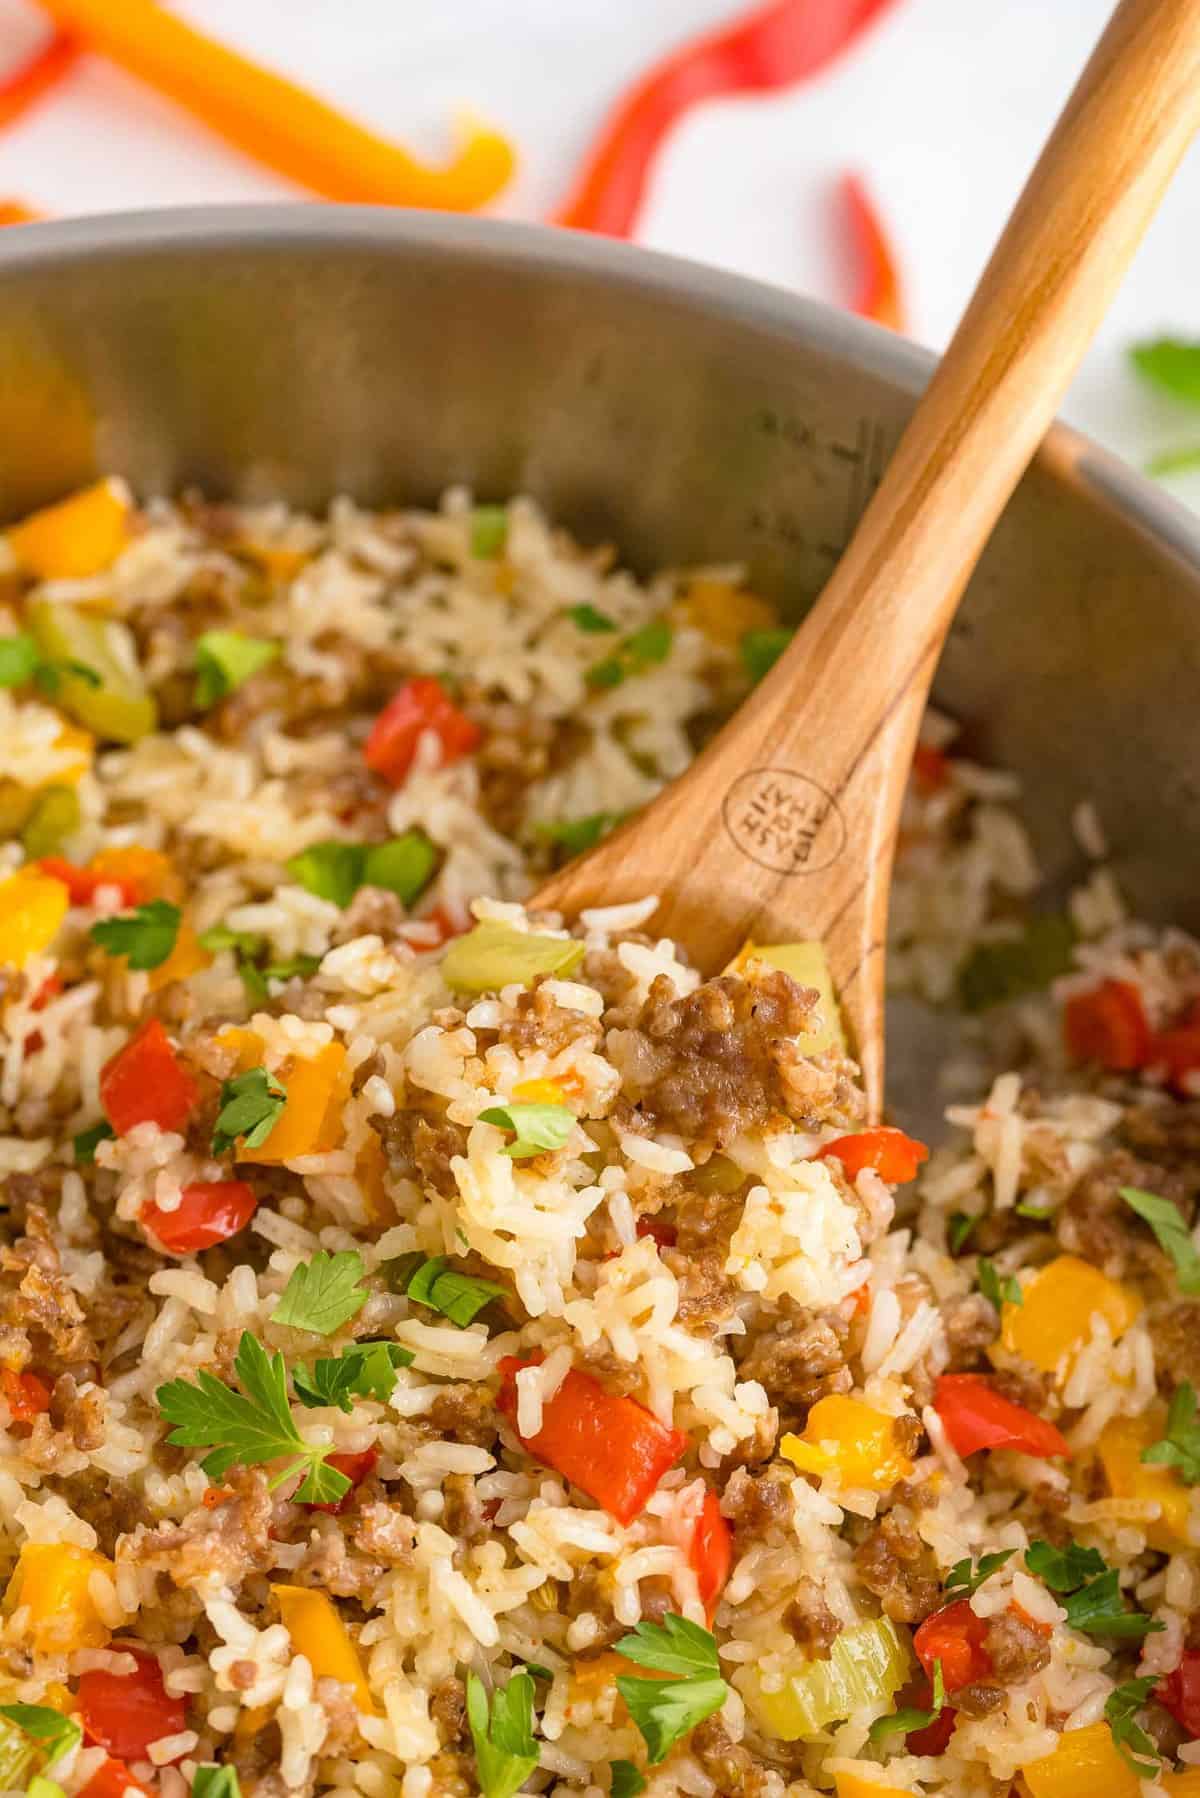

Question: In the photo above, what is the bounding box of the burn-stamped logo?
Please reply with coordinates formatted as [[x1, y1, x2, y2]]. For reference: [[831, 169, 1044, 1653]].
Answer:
[[721, 768, 846, 875]]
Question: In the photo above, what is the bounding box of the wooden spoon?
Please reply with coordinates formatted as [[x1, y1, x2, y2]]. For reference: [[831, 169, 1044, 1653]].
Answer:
[[535, 0, 1200, 1115]]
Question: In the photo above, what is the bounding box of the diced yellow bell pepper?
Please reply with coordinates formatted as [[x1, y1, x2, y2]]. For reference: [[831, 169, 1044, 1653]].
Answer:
[[781, 1396, 913, 1491], [218, 1030, 349, 1164], [512, 1077, 566, 1106], [1024, 1722, 1141, 1798], [5, 1542, 113, 1653], [7, 477, 131, 579], [89, 845, 176, 902], [1002, 1255, 1140, 1376], [835, 1776, 912, 1798], [1163, 1772, 1200, 1798], [1096, 1406, 1191, 1551], [676, 577, 776, 649], [147, 913, 212, 993], [0, 868, 68, 967], [740, 1616, 909, 1741], [273, 1585, 374, 1712], [725, 940, 845, 1055]]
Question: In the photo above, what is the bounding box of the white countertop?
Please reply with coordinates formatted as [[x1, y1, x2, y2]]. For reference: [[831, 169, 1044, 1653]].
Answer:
[[2, 0, 1199, 501]]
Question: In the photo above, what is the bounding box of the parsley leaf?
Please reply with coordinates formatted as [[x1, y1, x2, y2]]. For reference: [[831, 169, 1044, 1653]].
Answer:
[[0, 1704, 82, 1767], [273, 1250, 369, 1336], [198, 923, 264, 958], [90, 899, 181, 971], [362, 832, 438, 905], [586, 617, 672, 690], [0, 633, 41, 686], [292, 1340, 412, 1412], [610, 1764, 646, 1798], [1130, 337, 1200, 404], [212, 1066, 287, 1157], [568, 603, 617, 633], [156, 1330, 350, 1505], [478, 1101, 575, 1159], [286, 841, 366, 908], [868, 1659, 945, 1743], [740, 627, 793, 684], [947, 1212, 978, 1254], [261, 954, 321, 983], [1104, 1676, 1161, 1778], [1024, 1540, 1162, 1638], [537, 812, 622, 857], [1120, 1186, 1200, 1293], [466, 1669, 539, 1798], [944, 1549, 1014, 1598], [1142, 1380, 1200, 1483], [1024, 1539, 1109, 1592], [286, 835, 436, 909], [192, 1769, 242, 1798], [615, 1614, 721, 1681], [401, 1255, 507, 1328], [470, 507, 508, 560], [74, 1120, 114, 1165], [616, 1672, 727, 1765], [978, 1258, 1022, 1308], [194, 630, 280, 708]]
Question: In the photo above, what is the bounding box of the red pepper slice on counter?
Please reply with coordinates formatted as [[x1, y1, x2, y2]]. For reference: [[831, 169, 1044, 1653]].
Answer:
[[933, 1374, 1071, 1460], [77, 1757, 154, 1798], [141, 1180, 258, 1254], [1159, 1650, 1200, 1738], [840, 172, 904, 330], [305, 1446, 379, 1516], [554, 0, 899, 237], [79, 1646, 187, 1761], [0, 30, 79, 130], [364, 678, 482, 787], [100, 1017, 199, 1137], [1062, 978, 1152, 1071], [1, 1367, 52, 1424], [498, 1357, 687, 1526], [688, 1487, 733, 1615], [914, 1598, 992, 1692], [39, 856, 143, 908], [817, 1126, 929, 1184]]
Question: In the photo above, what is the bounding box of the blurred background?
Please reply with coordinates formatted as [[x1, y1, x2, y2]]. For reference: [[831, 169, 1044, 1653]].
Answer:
[[1, 0, 1199, 501]]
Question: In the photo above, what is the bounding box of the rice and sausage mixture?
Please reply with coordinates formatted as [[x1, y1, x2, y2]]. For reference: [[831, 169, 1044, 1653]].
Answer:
[[0, 480, 1197, 1798]]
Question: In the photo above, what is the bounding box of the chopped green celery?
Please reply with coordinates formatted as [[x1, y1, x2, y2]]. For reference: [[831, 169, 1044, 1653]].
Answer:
[[735, 941, 845, 1055], [21, 784, 81, 858], [362, 832, 437, 905], [442, 919, 586, 994], [27, 601, 156, 743], [957, 914, 1076, 1013], [739, 1615, 909, 1741], [0, 1714, 39, 1790]]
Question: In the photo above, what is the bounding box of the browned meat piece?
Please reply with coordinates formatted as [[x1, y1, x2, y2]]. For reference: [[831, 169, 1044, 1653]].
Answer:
[[954, 1683, 1006, 1717], [423, 1382, 499, 1448], [608, 969, 861, 1152], [49, 1373, 106, 1450], [576, 1343, 642, 1398], [1121, 1101, 1200, 1165], [426, 1752, 473, 1798], [990, 1364, 1052, 1411], [374, 1109, 468, 1198], [1149, 1302, 1200, 1390], [441, 1472, 488, 1542], [854, 1512, 941, 1624], [1059, 1149, 1197, 1279], [313, 1678, 362, 1752], [672, 1187, 744, 1252], [430, 1676, 468, 1747], [721, 1466, 793, 1538], [783, 1576, 841, 1657], [294, 1525, 381, 1601], [355, 1502, 416, 1565], [736, 1311, 852, 1416], [691, 1715, 756, 1793], [334, 885, 408, 944], [118, 1466, 274, 1591], [984, 1610, 1052, 1683], [495, 979, 601, 1057], [942, 1291, 1000, 1367], [664, 1248, 740, 1328], [718, 1405, 780, 1473], [0, 1206, 96, 1370]]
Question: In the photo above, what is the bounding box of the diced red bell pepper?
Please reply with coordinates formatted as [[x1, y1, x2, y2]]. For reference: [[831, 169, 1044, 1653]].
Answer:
[[141, 1180, 258, 1255], [421, 904, 469, 948], [896, 1674, 957, 1753], [635, 1217, 677, 1250], [1063, 979, 1152, 1071], [38, 857, 142, 908], [498, 1357, 687, 1526], [1151, 1001, 1200, 1093], [914, 1599, 992, 1692], [912, 743, 950, 793], [79, 1647, 187, 1761], [688, 1488, 732, 1615], [77, 1757, 154, 1798], [23, 971, 64, 1054], [364, 678, 481, 787], [305, 1446, 379, 1516], [817, 1126, 929, 1184], [1, 1366, 52, 1423], [100, 1018, 199, 1137], [933, 1374, 1071, 1460], [1159, 1650, 1200, 1738]]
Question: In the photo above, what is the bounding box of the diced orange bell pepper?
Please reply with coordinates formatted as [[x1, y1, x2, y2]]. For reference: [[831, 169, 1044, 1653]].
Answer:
[[1096, 1406, 1191, 1551], [1024, 1722, 1141, 1798], [239, 1042, 348, 1164], [272, 1585, 374, 1712], [5, 1541, 113, 1652], [355, 1131, 393, 1225], [147, 913, 212, 993], [780, 1395, 914, 1491], [0, 867, 69, 966], [511, 1077, 567, 1106], [7, 477, 131, 579], [675, 578, 775, 648], [1001, 1254, 1140, 1376], [89, 846, 177, 902], [1162, 1772, 1200, 1798], [835, 1777, 912, 1798]]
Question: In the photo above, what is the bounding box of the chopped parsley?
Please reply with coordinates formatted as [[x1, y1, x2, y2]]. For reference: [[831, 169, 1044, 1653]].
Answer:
[[73, 1120, 114, 1165], [613, 1615, 728, 1764], [977, 1257, 1022, 1308], [868, 1659, 945, 1744], [947, 1212, 978, 1254], [469, 507, 509, 560], [609, 1764, 646, 1798], [192, 1770, 241, 1798], [466, 1669, 539, 1798], [193, 630, 280, 708], [740, 627, 793, 684], [156, 1330, 350, 1505], [1025, 1539, 1163, 1638], [397, 1255, 508, 1328], [567, 603, 617, 634], [0, 1704, 81, 1767], [292, 1340, 412, 1412], [943, 1549, 1014, 1598], [211, 1066, 287, 1157], [1120, 1186, 1200, 1293], [285, 841, 367, 909], [477, 1101, 575, 1159], [0, 633, 99, 695], [1104, 1676, 1160, 1777], [586, 617, 672, 690], [1024, 1539, 1108, 1591], [90, 900, 181, 971], [1142, 1380, 1200, 1484], [272, 1250, 369, 1336]]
